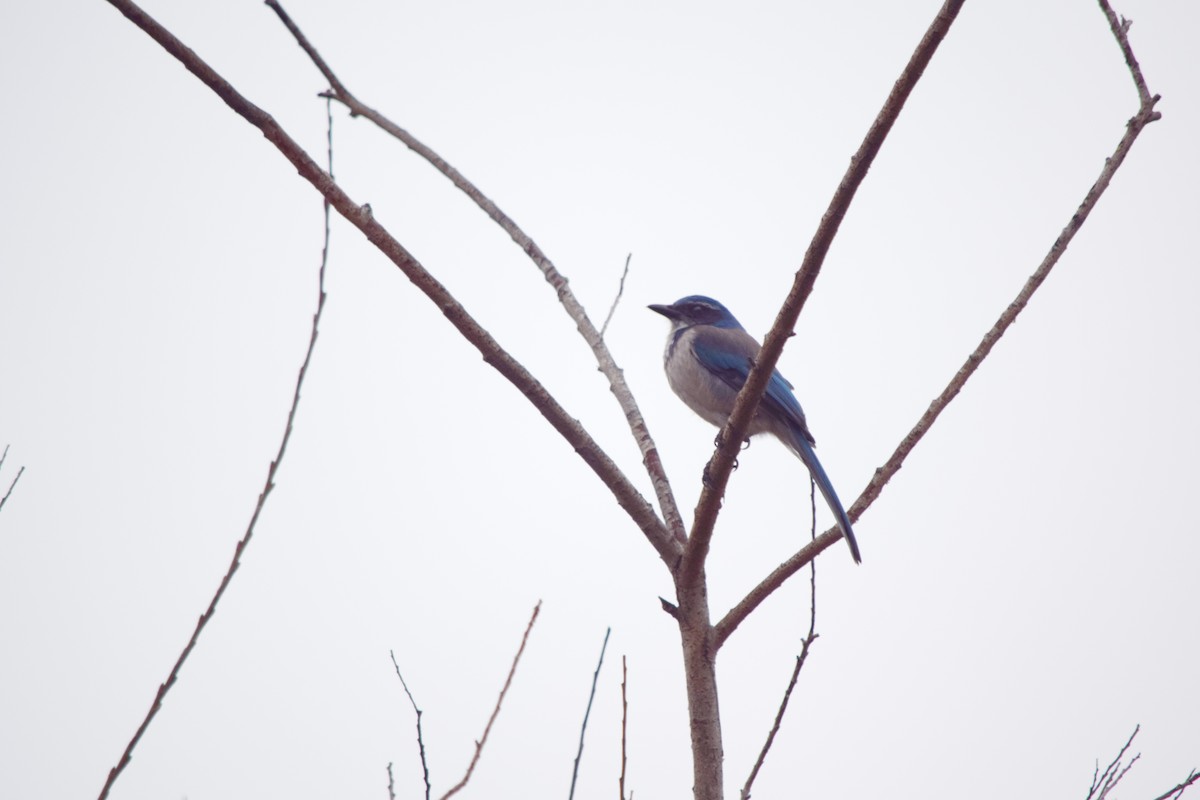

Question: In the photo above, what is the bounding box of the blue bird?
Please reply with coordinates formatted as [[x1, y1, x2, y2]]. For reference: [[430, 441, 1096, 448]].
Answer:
[[649, 295, 861, 563]]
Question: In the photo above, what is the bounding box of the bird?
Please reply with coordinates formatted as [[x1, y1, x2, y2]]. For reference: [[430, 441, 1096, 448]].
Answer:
[[648, 295, 861, 563]]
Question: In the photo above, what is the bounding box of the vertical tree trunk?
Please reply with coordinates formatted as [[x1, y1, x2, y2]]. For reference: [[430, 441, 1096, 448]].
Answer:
[[676, 571, 724, 800]]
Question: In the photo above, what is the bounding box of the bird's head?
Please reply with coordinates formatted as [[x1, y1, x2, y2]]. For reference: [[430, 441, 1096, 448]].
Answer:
[[648, 295, 743, 330]]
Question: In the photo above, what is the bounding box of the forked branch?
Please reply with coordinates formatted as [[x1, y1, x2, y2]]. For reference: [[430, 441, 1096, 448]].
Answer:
[[678, 0, 968, 590], [712, 0, 1161, 650], [104, 0, 677, 566], [264, 0, 686, 547]]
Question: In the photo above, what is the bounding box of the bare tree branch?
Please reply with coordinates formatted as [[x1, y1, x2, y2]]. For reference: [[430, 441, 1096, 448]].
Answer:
[[1082, 725, 1200, 800], [386, 762, 396, 800], [439, 601, 542, 800], [0, 460, 24, 514], [669, 7, 969, 795], [1098, 0, 1156, 108], [619, 655, 629, 800], [95, 88, 335, 800], [679, 0, 968, 592], [264, 0, 687, 547], [712, 0, 1162, 650], [600, 254, 633, 340], [741, 494, 820, 800], [390, 650, 431, 800], [1152, 770, 1200, 800], [0, 444, 24, 514], [569, 627, 612, 800], [1089, 725, 1140, 800], [103, 0, 679, 566]]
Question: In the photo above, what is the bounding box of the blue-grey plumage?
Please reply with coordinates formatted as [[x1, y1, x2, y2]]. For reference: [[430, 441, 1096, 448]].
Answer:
[[649, 295, 862, 563]]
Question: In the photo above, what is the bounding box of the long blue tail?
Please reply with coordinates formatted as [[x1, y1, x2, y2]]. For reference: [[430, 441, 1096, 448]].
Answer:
[[788, 427, 861, 563]]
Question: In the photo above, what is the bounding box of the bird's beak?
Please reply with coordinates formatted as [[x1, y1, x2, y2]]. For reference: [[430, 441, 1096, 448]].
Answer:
[[648, 303, 682, 321]]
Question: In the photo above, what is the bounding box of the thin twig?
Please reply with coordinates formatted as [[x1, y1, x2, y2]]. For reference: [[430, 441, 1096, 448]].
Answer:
[[439, 601, 542, 800], [0, 465, 24, 514], [569, 628, 612, 800], [106, 0, 678, 567], [390, 650, 432, 800], [95, 90, 334, 800], [1088, 726, 1142, 800], [263, 0, 686, 547], [599, 254, 632, 339], [713, 0, 1162, 650], [619, 655, 629, 800], [386, 762, 396, 800], [741, 491, 820, 799], [1097, 0, 1156, 108], [1089, 726, 1140, 799], [1151, 770, 1200, 800], [0, 444, 25, 514], [1084, 726, 1198, 800], [679, 0, 968, 591]]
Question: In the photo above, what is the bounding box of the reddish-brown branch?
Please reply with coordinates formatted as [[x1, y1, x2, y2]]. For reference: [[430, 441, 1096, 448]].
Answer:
[[678, 0, 968, 591], [95, 101, 334, 799], [103, 0, 677, 566], [264, 0, 687, 547], [439, 601, 541, 800], [713, 0, 1162, 652]]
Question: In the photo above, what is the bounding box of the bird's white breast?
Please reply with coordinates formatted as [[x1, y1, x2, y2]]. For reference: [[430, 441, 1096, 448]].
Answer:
[[663, 326, 738, 430]]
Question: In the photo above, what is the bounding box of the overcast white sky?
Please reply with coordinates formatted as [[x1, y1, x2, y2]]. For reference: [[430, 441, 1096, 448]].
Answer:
[[2, 1, 1198, 799]]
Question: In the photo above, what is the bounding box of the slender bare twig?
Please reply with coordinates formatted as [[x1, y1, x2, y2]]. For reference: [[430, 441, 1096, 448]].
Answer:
[[569, 628, 612, 800], [619, 655, 629, 800], [712, 0, 1162, 650], [600, 254, 632, 340], [678, 0, 968, 591], [0, 464, 24, 514], [1088, 726, 1142, 800], [1089, 726, 1140, 799], [105, 0, 678, 566], [1152, 770, 1200, 800], [390, 650, 431, 800], [439, 601, 541, 800], [741, 493, 820, 800], [0, 444, 25, 514], [1084, 726, 1198, 800], [386, 762, 396, 800], [1097, 0, 1156, 107], [263, 0, 686, 547], [95, 89, 335, 800]]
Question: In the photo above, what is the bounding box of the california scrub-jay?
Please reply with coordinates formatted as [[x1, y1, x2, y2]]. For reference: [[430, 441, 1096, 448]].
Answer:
[[649, 295, 861, 563]]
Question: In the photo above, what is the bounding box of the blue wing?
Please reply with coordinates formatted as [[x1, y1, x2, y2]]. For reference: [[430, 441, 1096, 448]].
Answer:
[[690, 326, 815, 445], [690, 325, 861, 562]]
